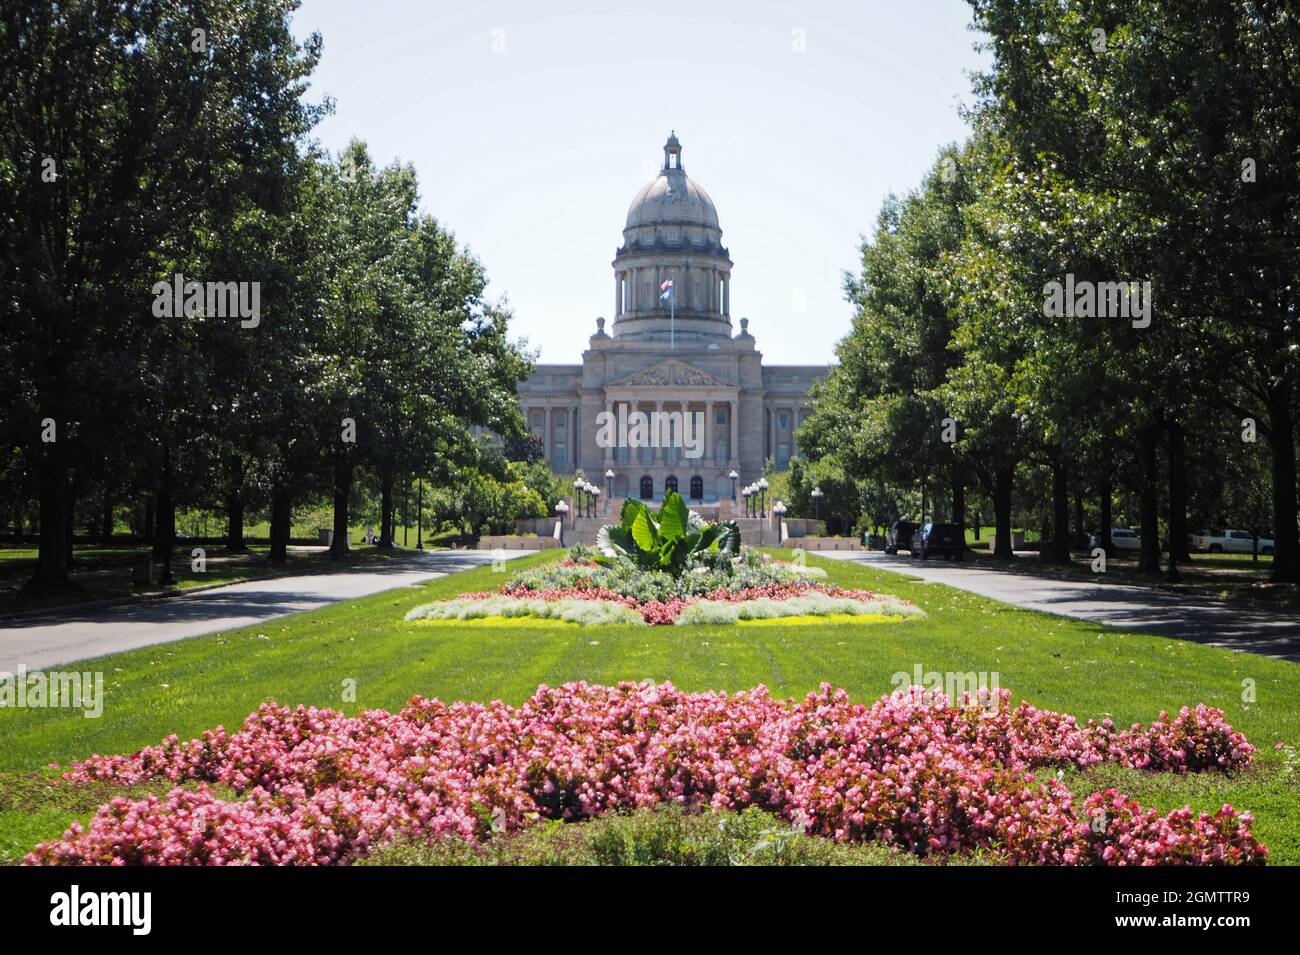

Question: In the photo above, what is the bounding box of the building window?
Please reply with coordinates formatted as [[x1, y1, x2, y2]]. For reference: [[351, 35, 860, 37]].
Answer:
[[665, 475, 679, 495], [638, 446, 654, 465], [615, 446, 630, 464], [553, 445, 566, 468], [640, 476, 654, 499], [779, 412, 790, 430], [777, 443, 790, 469], [714, 440, 728, 466], [715, 408, 727, 425], [689, 476, 704, 500]]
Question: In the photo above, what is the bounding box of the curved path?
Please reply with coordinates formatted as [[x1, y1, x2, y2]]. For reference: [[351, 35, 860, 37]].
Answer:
[[0, 551, 523, 673], [823, 551, 1300, 662]]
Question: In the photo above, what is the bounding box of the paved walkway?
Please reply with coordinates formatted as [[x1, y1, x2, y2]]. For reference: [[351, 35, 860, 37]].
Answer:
[[0, 551, 523, 672], [823, 551, 1300, 662]]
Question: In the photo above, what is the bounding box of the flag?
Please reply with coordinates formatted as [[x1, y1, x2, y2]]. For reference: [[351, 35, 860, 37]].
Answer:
[[659, 278, 673, 302]]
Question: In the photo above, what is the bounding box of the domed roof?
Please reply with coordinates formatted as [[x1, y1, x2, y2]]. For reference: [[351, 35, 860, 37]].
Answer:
[[625, 133, 720, 230]]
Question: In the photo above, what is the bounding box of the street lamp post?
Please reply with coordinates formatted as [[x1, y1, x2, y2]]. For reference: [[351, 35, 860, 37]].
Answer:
[[728, 469, 738, 503], [811, 486, 824, 524], [416, 477, 423, 551], [742, 486, 751, 518], [592, 485, 601, 517], [604, 468, 614, 512], [757, 477, 769, 518], [573, 478, 584, 518], [772, 500, 787, 544], [555, 499, 569, 546]]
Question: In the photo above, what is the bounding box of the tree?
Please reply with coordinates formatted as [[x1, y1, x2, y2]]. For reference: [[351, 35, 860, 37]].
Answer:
[[0, 0, 323, 589]]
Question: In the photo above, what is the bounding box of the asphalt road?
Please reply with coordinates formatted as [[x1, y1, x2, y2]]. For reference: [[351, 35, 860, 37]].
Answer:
[[0, 550, 523, 673], [823, 550, 1300, 662]]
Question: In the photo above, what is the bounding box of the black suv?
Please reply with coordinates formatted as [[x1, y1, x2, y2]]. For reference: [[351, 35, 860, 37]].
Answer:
[[885, 520, 918, 555], [911, 522, 963, 560]]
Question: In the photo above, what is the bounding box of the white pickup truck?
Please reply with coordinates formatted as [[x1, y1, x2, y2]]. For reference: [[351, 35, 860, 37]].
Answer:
[[1191, 529, 1274, 555]]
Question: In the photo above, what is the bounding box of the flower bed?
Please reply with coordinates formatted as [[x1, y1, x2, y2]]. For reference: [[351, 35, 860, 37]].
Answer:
[[405, 550, 925, 626], [407, 583, 921, 626], [27, 683, 1264, 866]]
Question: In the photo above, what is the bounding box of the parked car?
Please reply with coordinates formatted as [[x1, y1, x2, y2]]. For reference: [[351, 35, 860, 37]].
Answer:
[[1190, 529, 1274, 556], [911, 522, 963, 560], [1087, 528, 1141, 552], [885, 520, 918, 555]]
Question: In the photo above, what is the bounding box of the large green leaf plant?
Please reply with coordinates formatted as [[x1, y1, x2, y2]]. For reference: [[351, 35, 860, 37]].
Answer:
[[595, 492, 741, 575]]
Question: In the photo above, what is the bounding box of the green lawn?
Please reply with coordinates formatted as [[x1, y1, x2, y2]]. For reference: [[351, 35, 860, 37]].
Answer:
[[1, 549, 1297, 863]]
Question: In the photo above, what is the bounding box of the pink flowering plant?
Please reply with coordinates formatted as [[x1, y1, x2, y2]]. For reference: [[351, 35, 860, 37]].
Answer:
[[27, 682, 1264, 866]]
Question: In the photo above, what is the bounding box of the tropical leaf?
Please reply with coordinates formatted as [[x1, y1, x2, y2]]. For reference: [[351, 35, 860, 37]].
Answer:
[[714, 520, 742, 556], [620, 497, 646, 530], [658, 491, 690, 541], [596, 523, 633, 558], [630, 508, 658, 552], [696, 524, 722, 551]]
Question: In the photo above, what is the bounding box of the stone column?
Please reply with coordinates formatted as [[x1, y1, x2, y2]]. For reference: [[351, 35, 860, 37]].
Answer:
[[769, 406, 777, 463], [654, 399, 663, 465], [572, 405, 580, 470], [680, 399, 689, 468], [729, 398, 738, 466], [604, 398, 614, 465], [542, 405, 552, 468], [705, 399, 714, 463]]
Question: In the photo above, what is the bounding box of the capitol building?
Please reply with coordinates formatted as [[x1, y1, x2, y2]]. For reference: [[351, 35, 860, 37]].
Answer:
[[518, 133, 829, 502]]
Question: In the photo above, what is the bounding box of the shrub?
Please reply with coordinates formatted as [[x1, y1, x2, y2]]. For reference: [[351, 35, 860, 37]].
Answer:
[[363, 806, 942, 866]]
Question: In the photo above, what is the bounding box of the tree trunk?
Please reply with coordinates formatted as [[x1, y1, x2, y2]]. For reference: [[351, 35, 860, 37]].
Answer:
[[225, 489, 246, 552], [378, 471, 395, 548], [330, 458, 353, 559], [1266, 382, 1300, 583], [1166, 419, 1190, 564], [269, 480, 291, 565], [1073, 491, 1085, 551], [153, 446, 176, 583], [224, 455, 248, 552], [993, 464, 1014, 560], [23, 452, 70, 592], [143, 493, 154, 544], [1098, 475, 1114, 554], [1137, 426, 1161, 573], [1050, 458, 1070, 563], [951, 467, 966, 554], [64, 487, 76, 568], [100, 487, 114, 542]]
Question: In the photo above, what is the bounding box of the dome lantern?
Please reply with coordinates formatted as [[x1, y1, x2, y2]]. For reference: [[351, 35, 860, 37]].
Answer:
[[663, 131, 683, 172]]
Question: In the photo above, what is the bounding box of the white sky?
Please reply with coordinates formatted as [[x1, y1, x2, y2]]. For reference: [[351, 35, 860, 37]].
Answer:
[[291, 0, 989, 364]]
